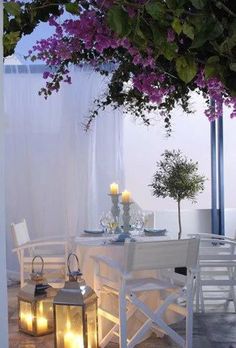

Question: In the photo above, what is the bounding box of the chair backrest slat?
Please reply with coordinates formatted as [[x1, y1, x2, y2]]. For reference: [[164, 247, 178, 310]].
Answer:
[[124, 239, 199, 273], [11, 219, 30, 247]]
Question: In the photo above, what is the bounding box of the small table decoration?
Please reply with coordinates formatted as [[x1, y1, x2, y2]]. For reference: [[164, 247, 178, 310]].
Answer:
[[108, 183, 122, 234]]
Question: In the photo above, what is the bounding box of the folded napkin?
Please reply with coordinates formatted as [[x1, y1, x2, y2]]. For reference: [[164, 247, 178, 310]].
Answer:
[[144, 229, 167, 236], [84, 229, 104, 234]]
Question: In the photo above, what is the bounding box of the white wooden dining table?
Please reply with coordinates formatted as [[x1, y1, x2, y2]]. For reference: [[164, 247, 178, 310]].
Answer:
[[74, 234, 187, 345]]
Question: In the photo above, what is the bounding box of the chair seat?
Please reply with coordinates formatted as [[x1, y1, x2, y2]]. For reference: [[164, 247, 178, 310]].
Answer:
[[125, 277, 178, 293], [34, 248, 65, 256], [23, 256, 65, 264], [101, 277, 179, 293]]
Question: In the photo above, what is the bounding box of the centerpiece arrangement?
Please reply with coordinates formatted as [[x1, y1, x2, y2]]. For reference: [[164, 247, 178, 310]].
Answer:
[[108, 183, 134, 241]]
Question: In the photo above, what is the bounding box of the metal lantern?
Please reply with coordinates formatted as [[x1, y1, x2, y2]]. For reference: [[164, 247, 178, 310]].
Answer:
[[18, 255, 56, 336], [53, 253, 98, 348]]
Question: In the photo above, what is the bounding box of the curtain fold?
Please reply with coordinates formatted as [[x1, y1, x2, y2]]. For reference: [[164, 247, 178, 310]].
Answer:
[[4, 66, 124, 274]]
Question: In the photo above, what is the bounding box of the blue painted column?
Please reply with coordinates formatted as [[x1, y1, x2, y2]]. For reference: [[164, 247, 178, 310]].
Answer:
[[218, 108, 225, 235], [210, 116, 218, 234], [210, 99, 225, 235]]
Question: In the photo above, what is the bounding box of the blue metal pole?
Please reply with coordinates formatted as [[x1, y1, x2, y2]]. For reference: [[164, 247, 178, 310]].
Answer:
[[210, 99, 218, 234], [217, 105, 225, 235]]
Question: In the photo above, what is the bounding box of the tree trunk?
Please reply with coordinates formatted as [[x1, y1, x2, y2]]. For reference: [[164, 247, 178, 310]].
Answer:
[[177, 200, 182, 240]]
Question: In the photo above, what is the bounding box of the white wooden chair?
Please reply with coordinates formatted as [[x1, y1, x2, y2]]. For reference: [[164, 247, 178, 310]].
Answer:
[[189, 233, 236, 312], [92, 238, 199, 348], [11, 219, 69, 288]]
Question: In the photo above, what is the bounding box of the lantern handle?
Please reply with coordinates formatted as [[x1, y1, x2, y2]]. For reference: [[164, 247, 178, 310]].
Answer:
[[32, 255, 44, 275], [67, 253, 82, 281]]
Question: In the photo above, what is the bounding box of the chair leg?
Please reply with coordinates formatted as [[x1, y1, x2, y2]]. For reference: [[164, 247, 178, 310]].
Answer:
[[186, 283, 194, 348], [119, 286, 128, 348], [20, 250, 24, 288], [195, 274, 200, 312]]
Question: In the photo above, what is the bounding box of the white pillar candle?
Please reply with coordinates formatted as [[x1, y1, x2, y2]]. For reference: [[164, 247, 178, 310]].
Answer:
[[37, 316, 48, 334], [64, 331, 84, 348], [110, 183, 119, 195], [122, 190, 131, 203], [25, 313, 33, 331], [64, 331, 74, 348]]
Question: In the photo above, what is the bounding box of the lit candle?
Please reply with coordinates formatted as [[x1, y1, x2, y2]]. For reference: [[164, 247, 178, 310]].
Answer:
[[64, 331, 84, 348], [110, 183, 119, 195], [122, 190, 131, 203], [73, 334, 84, 348], [25, 313, 33, 331], [64, 331, 74, 348], [37, 316, 48, 334], [20, 310, 25, 323]]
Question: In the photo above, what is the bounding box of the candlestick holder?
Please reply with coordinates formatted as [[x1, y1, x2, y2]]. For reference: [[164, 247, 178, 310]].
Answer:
[[108, 193, 122, 234], [115, 201, 133, 241]]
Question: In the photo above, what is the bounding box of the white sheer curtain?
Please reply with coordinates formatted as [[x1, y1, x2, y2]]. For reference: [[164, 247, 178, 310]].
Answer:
[[4, 66, 124, 274]]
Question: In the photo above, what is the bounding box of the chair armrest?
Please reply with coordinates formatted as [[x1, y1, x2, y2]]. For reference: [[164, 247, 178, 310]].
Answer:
[[13, 240, 68, 252], [188, 233, 236, 243], [91, 255, 124, 275], [30, 235, 66, 243]]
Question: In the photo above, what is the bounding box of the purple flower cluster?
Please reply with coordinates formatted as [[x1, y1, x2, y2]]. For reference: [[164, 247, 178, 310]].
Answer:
[[31, 11, 164, 103], [29, 3, 235, 123], [133, 72, 170, 103], [196, 70, 236, 120]]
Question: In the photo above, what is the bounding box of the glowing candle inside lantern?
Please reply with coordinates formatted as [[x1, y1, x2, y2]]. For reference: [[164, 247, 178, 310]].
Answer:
[[20, 310, 25, 323], [37, 316, 48, 333], [64, 331, 84, 348], [110, 183, 119, 195], [73, 334, 84, 348], [64, 331, 74, 348], [25, 313, 33, 331], [122, 190, 131, 203]]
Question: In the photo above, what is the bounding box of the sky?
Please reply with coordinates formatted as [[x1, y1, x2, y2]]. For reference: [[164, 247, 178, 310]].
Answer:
[[14, 22, 54, 63]]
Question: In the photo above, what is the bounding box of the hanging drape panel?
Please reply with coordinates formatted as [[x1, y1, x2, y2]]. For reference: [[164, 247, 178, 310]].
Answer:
[[4, 65, 124, 275]]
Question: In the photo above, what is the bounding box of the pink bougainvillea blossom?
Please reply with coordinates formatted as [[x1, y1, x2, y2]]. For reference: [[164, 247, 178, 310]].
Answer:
[[29, 4, 236, 126]]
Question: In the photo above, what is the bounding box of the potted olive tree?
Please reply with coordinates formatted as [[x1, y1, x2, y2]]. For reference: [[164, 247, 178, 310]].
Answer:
[[150, 150, 205, 239], [150, 150, 205, 274]]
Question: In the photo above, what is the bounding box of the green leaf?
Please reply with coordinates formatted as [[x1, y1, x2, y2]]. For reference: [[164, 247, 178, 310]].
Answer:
[[182, 23, 194, 40], [230, 63, 236, 72], [65, 3, 79, 15], [133, 24, 147, 48], [145, 1, 166, 20], [4, 2, 21, 16], [3, 31, 20, 56], [162, 42, 178, 60], [190, 0, 207, 9], [208, 21, 224, 40], [165, 0, 177, 9], [176, 56, 197, 83], [207, 56, 220, 64], [107, 6, 131, 36], [172, 18, 182, 35], [4, 10, 10, 30], [204, 63, 218, 78]]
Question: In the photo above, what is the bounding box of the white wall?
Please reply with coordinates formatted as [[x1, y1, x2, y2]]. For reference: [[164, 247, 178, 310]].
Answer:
[[123, 92, 236, 236], [124, 92, 236, 212], [155, 209, 236, 239]]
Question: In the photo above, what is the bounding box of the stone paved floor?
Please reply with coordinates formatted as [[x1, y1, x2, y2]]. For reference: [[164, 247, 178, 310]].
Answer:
[[8, 284, 236, 347]]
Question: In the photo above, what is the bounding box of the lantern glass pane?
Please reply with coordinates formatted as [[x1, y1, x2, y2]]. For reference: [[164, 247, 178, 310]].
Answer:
[[55, 305, 84, 348], [35, 299, 53, 335], [86, 302, 98, 348], [19, 301, 34, 333]]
